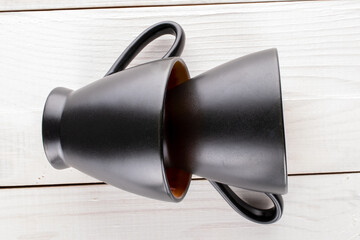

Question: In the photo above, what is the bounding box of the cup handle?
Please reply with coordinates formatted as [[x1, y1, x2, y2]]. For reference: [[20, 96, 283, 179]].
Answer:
[[209, 180, 284, 224], [105, 21, 185, 76]]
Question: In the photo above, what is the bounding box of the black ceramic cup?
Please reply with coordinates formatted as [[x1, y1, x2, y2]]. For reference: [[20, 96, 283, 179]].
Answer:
[[164, 48, 287, 223], [43, 22, 192, 202]]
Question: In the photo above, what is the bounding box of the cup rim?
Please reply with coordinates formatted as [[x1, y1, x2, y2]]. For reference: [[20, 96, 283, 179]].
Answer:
[[160, 58, 192, 202]]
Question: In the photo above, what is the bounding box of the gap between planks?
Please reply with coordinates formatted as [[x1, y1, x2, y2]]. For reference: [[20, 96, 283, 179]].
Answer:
[[0, 0, 327, 13], [1, 171, 360, 190]]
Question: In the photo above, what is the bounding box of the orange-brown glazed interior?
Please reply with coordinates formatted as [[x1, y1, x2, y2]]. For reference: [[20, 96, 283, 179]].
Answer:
[[164, 60, 192, 199]]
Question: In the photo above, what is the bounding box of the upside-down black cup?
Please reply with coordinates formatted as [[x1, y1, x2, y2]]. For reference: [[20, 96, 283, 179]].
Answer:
[[42, 21, 288, 223], [165, 48, 287, 223], [42, 22, 192, 202]]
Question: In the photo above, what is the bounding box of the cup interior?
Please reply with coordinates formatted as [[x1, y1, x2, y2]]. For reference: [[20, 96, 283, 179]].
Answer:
[[163, 60, 192, 199]]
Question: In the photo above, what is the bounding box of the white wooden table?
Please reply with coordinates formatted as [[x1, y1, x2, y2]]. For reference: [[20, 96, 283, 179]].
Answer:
[[0, 0, 359, 239]]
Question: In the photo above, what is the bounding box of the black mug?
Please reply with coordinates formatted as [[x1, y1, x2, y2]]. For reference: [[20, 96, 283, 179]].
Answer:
[[42, 21, 287, 223]]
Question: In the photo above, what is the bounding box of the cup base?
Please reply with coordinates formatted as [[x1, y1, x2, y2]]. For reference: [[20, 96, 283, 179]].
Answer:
[[42, 87, 72, 169]]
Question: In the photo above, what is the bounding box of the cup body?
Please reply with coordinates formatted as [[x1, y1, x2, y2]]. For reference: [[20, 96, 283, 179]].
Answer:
[[42, 57, 192, 201], [164, 49, 288, 194]]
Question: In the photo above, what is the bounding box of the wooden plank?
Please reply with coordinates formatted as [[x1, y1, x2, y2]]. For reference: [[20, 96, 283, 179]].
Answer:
[[0, 0, 295, 12], [285, 99, 360, 175], [0, 0, 359, 186], [0, 174, 359, 239]]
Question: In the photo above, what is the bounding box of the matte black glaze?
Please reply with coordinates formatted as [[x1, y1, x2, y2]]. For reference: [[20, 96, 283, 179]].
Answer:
[[164, 49, 287, 223], [210, 181, 283, 224], [165, 49, 287, 195], [105, 21, 185, 76], [42, 21, 288, 224], [43, 58, 189, 202]]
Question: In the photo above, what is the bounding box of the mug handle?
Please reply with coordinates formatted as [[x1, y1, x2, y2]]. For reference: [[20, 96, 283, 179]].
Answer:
[[209, 180, 284, 224], [105, 21, 185, 76]]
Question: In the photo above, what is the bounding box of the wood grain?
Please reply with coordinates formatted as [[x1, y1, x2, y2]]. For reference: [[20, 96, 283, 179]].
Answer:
[[0, 174, 359, 239], [0, 0, 296, 12], [0, 0, 359, 186]]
